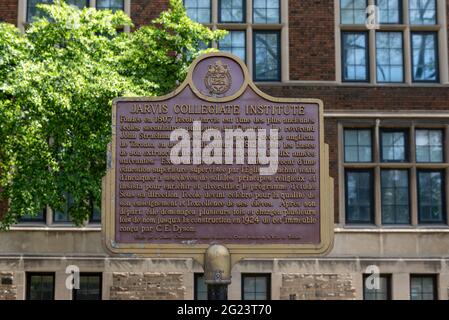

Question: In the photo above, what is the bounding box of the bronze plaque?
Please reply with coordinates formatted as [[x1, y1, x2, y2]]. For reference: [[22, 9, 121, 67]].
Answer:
[[103, 53, 333, 260]]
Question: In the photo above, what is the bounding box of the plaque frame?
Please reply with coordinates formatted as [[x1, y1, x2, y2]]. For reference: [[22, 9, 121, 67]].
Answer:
[[103, 52, 334, 264]]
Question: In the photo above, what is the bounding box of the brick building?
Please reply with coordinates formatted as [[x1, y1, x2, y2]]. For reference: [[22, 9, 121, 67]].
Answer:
[[0, 0, 449, 300]]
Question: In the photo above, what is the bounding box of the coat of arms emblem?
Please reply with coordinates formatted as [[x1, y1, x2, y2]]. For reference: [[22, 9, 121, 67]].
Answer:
[[204, 60, 232, 95]]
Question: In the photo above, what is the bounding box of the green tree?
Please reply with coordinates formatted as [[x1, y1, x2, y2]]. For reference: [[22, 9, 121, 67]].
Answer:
[[0, 0, 226, 228]]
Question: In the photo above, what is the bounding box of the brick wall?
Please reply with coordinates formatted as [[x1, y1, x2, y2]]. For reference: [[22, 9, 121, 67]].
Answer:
[[0, 0, 17, 25], [131, 0, 168, 29], [110, 272, 185, 300], [289, 0, 335, 81], [0, 272, 17, 300], [280, 273, 356, 300], [259, 84, 449, 222]]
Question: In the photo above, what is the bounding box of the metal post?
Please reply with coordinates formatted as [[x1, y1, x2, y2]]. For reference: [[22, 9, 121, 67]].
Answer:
[[204, 244, 231, 301]]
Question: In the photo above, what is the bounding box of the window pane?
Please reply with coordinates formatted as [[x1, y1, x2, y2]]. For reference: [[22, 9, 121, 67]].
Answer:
[[416, 129, 443, 162], [219, 0, 245, 23], [377, 0, 401, 24], [67, 0, 88, 9], [74, 274, 102, 300], [344, 129, 372, 162], [409, 0, 437, 25], [53, 192, 73, 223], [418, 170, 445, 223], [20, 208, 46, 223], [410, 276, 436, 300], [218, 31, 246, 62], [381, 130, 407, 161], [242, 275, 270, 300], [254, 31, 280, 81], [411, 33, 438, 82], [363, 275, 390, 300], [184, 0, 211, 23], [27, 0, 54, 22], [253, 0, 280, 24], [342, 32, 369, 81], [96, 0, 124, 12], [90, 201, 101, 223], [381, 170, 410, 224], [376, 32, 404, 83], [27, 274, 54, 300], [346, 170, 374, 224], [195, 274, 208, 300], [340, 0, 367, 24]]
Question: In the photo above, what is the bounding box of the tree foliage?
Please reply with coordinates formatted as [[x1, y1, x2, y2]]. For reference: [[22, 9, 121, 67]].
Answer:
[[0, 0, 226, 228]]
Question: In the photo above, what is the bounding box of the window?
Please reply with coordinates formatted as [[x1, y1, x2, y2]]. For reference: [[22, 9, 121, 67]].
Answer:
[[342, 32, 369, 82], [363, 274, 391, 300], [381, 129, 408, 162], [381, 170, 410, 224], [242, 274, 270, 300], [53, 192, 73, 223], [342, 124, 448, 227], [376, 32, 404, 83], [409, 0, 437, 25], [416, 129, 443, 162], [90, 200, 101, 223], [253, 0, 280, 24], [67, 0, 89, 9], [344, 129, 372, 162], [27, 0, 53, 22], [183, 0, 285, 82], [410, 275, 437, 300], [73, 273, 102, 300], [194, 273, 208, 300], [418, 170, 445, 224], [253, 31, 281, 81], [376, 0, 402, 24], [26, 273, 55, 300], [345, 170, 374, 224], [184, 0, 211, 23], [96, 0, 124, 13], [339, 0, 444, 84], [218, 31, 246, 62], [20, 208, 46, 223], [219, 0, 245, 23], [340, 0, 367, 24], [411, 32, 438, 82]]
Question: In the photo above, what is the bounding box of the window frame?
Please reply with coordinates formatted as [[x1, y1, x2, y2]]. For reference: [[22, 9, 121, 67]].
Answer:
[[410, 274, 438, 300], [241, 273, 271, 300], [408, 0, 438, 25], [218, 30, 247, 62], [252, 0, 281, 24], [415, 128, 445, 163], [72, 272, 103, 300], [345, 168, 375, 224], [341, 31, 370, 82], [417, 169, 447, 224], [194, 273, 208, 300], [19, 208, 47, 224], [26, 272, 55, 300], [95, 0, 125, 12], [375, 0, 403, 24], [362, 273, 392, 300], [340, 0, 369, 25], [380, 169, 411, 225], [410, 31, 440, 83], [183, 0, 212, 24], [344, 128, 373, 163], [252, 30, 282, 82], [375, 31, 405, 83], [218, 0, 246, 23], [380, 128, 409, 162]]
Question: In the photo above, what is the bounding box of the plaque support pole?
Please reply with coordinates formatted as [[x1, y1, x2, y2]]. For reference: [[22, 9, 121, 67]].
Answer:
[[204, 244, 231, 301]]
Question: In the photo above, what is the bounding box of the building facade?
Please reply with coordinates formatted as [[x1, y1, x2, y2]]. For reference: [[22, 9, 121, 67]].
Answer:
[[1, 0, 449, 300]]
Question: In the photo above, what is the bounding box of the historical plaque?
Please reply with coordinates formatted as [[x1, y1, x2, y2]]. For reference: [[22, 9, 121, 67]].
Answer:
[[103, 53, 334, 262]]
